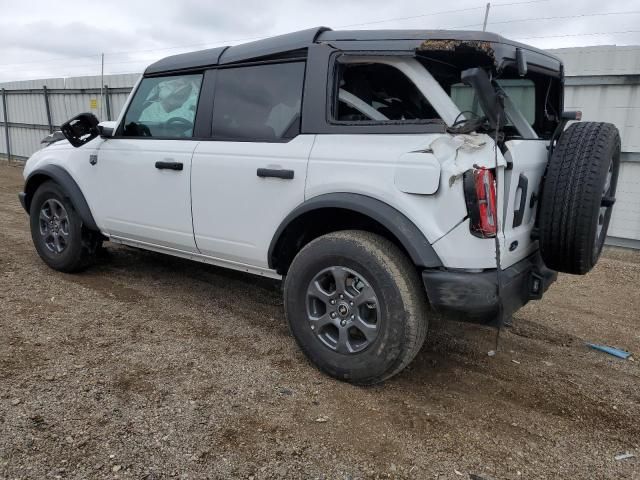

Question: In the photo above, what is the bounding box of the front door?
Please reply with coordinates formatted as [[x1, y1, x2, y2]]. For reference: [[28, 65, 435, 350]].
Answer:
[[87, 73, 204, 252], [191, 61, 312, 268]]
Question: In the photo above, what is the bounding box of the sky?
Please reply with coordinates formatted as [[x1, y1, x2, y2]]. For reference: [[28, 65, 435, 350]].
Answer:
[[0, 0, 639, 82]]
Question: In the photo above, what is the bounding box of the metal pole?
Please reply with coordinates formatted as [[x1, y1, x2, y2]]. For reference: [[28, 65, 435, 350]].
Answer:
[[43, 85, 53, 133], [482, 3, 491, 31], [104, 85, 112, 121], [1, 88, 10, 163], [100, 53, 104, 120]]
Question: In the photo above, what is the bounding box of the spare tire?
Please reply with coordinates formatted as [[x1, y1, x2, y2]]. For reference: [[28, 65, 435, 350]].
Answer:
[[538, 121, 621, 274]]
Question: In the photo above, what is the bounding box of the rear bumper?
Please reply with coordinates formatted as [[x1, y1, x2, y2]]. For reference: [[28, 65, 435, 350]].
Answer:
[[422, 251, 557, 326]]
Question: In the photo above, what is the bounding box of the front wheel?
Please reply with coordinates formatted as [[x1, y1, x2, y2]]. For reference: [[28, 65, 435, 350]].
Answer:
[[29, 180, 99, 273], [284, 231, 428, 385]]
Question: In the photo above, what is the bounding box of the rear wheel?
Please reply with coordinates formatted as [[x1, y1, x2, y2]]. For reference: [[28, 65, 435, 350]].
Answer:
[[284, 230, 428, 385], [538, 122, 621, 274], [29, 181, 99, 272]]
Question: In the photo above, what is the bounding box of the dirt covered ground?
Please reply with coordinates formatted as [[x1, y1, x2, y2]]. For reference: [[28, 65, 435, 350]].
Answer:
[[0, 161, 639, 479]]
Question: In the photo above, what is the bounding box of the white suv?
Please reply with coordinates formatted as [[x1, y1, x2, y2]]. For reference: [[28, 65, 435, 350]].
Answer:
[[19, 28, 620, 384]]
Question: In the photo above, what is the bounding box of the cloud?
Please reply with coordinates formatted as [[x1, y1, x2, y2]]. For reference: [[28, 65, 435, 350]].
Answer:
[[0, 20, 139, 57], [0, 0, 639, 81]]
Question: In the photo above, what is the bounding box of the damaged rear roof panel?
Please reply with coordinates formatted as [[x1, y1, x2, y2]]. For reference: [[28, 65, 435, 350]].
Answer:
[[323, 31, 562, 76], [144, 27, 562, 77]]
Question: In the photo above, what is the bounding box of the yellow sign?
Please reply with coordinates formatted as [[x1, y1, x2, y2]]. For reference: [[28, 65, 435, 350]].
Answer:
[[90, 99, 98, 109]]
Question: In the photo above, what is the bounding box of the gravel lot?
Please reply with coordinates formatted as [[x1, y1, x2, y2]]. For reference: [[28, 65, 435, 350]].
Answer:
[[1, 160, 639, 479]]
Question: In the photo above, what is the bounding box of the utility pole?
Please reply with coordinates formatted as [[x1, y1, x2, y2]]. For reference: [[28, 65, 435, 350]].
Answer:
[[482, 3, 491, 31], [100, 53, 104, 120]]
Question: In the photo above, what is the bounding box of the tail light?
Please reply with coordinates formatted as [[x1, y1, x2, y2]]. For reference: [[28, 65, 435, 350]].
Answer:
[[463, 168, 497, 238]]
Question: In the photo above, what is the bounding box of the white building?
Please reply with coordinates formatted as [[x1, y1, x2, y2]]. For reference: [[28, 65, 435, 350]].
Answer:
[[550, 46, 640, 249]]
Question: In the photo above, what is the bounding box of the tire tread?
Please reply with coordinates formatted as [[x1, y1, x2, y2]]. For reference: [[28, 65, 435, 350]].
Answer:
[[284, 230, 428, 385], [538, 122, 620, 274]]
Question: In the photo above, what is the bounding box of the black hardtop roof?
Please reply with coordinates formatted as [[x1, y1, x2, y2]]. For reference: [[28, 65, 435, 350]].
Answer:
[[144, 26, 561, 76]]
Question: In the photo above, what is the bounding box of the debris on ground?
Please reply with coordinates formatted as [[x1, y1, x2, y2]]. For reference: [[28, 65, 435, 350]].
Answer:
[[614, 452, 635, 461], [586, 343, 633, 359]]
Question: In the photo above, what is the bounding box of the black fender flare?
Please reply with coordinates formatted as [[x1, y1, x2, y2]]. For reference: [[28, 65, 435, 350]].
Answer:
[[268, 193, 442, 269], [22, 164, 98, 231]]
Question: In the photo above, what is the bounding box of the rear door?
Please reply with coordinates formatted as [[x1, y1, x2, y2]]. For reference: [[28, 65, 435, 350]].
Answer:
[[191, 61, 314, 269], [501, 139, 549, 267], [88, 73, 204, 252], [498, 79, 550, 267], [451, 78, 551, 268]]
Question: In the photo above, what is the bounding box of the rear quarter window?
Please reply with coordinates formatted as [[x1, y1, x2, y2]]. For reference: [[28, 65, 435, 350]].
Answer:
[[333, 60, 441, 123]]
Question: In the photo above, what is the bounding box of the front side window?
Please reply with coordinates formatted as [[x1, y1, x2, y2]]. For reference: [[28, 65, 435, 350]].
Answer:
[[334, 60, 440, 123], [212, 62, 305, 141], [123, 74, 203, 138]]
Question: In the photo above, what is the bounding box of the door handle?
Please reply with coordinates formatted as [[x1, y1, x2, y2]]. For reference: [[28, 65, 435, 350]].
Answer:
[[512, 173, 529, 228], [155, 161, 183, 171], [257, 168, 294, 180]]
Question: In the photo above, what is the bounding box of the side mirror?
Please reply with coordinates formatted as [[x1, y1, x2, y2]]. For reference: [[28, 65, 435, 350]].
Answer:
[[98, 121, 117, 138], [60, 112, 100, 148], [460, 68, 504, 130]]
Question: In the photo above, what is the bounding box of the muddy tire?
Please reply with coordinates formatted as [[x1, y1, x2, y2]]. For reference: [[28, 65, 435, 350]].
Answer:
[[538, 122, 621, 274], [284, 230, 428, 385], [29, 180, 99, 273]]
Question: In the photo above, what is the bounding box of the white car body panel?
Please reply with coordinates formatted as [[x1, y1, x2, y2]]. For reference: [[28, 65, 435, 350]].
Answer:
[[91, 138, 200, 252], [393, 150, 441, 195], [501, 139, 550, 267], [431, 218, 501, 270], [306, 132, 507, 269], [191, 135, 315, 267]]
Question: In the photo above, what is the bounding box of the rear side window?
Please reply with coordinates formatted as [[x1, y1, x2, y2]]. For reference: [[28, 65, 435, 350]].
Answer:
[[334, 61, 440, 123], [212, 62, 305, 141], [123, 74, 203, 138]]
